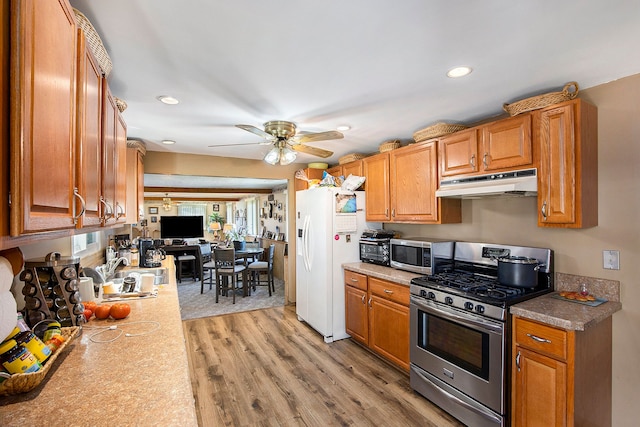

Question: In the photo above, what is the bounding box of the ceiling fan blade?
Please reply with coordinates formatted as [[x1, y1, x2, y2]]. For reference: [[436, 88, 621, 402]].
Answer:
[[208, 141, 272, 148], [291, 144, 333, 158], [235, 124, 276, 141], [296, 130, 343, 144]]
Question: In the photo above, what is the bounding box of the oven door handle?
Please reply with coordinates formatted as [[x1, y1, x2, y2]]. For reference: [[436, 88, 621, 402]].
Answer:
[[410, 296, 503, 333], [359, 240, 382, 246], [411, 365, 503, 425]]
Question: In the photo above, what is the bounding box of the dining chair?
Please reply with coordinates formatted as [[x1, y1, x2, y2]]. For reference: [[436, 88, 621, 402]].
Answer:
[[247, 244, 275, 296], [212, 248, 246, 303]]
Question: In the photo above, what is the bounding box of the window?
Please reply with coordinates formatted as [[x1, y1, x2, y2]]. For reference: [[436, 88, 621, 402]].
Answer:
[[72, 231, 101, 256], [246, 198, 257, 236]]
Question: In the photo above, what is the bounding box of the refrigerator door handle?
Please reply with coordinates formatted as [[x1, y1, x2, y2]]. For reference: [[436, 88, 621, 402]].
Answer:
[[302, 214, 312, 272]]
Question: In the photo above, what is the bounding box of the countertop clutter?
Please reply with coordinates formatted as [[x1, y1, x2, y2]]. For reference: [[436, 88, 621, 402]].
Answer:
[[0, 257, 197, 427], [510, 272, 622, 330]]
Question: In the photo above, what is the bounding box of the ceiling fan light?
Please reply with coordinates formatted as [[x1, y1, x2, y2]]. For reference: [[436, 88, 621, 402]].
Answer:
[[280, 146, 297, 165], [264, 147, 280, 165]]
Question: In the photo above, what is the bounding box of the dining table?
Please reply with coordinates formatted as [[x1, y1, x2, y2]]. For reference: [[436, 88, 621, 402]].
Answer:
[[204, 246, 265, 296]]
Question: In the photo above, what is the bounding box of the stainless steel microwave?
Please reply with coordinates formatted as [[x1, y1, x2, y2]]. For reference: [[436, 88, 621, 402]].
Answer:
[[389, 238, 455, 274]]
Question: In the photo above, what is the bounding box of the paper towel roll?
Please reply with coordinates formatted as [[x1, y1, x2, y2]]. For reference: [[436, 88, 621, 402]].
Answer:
[[0, 257, 14, 293], [0, 291, 18, 342], [79, 277, 95, 303]]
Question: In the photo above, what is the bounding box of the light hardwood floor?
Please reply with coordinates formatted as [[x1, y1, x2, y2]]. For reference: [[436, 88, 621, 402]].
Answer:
[[183, 305, 464, 426]]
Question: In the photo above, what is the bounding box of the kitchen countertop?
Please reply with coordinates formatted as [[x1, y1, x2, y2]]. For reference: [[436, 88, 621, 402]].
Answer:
[[342, 262, 422, 286], [0, 257, 197, 427], [510, 272, 622, 331]]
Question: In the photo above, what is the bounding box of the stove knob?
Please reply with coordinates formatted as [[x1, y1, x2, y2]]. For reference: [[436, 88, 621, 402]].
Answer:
[[427, 291, 436, 300], [475, 305, 485, 314], [445, 296, 453, 305], [420, 290, 427, 298], [464, 301, 474, 311]]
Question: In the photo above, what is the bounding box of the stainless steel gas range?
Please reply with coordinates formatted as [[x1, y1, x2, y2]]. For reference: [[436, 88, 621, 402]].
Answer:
[[409, 242, 553, 427]]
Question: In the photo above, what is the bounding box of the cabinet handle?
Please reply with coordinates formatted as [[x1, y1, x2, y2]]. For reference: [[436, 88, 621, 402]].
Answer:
[[383, 289, 393, 294], [367, 297, 372, 308], [541, 201, 548, 220], [351, 278, 359, 282], [361, 295, 365, 304], [100, 197, 113, 223], [115, 202, 124, 220], [469, 154, 476, 168], [482, 153, 489, 168], [391, 208, 395, 218], [526, 333, 551, 344], [516, 351, 521, 372], [385, 208, 389, 217], [72, 188, 86, 225]]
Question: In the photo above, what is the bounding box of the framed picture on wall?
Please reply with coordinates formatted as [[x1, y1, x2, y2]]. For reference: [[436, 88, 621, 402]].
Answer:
[[213, 204, 219, 212], [149, 207, 158, 214], [150, 216, 158, 223]]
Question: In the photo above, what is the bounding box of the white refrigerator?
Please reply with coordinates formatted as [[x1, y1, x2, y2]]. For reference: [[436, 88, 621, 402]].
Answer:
[[295, 187, 379, 343]]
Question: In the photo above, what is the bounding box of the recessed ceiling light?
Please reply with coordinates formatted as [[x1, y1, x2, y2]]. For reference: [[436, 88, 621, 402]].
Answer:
[[337, 125, 351, 131], [446, 66, 473, 78], [156, 95, 179, 105], [161, 139, 176, 145]]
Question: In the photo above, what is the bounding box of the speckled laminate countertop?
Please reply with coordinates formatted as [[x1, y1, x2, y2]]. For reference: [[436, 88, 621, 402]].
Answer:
[[342, 262, 422, 286], [0, 257, 197, 427], [510, 272, 622, 331]]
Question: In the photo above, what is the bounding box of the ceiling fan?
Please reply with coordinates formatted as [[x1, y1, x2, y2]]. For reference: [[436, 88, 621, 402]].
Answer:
[[208, 120, 343, 165]]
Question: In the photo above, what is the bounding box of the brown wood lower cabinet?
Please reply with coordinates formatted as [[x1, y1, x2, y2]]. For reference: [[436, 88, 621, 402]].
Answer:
[[511, 316, 612, 427], [344, 270, 410, 371]]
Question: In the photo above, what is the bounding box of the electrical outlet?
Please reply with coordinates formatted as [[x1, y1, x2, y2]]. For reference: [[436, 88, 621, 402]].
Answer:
[[603, 250, 620, 270]]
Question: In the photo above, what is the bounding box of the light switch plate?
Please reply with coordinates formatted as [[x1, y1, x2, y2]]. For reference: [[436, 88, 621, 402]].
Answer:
[[603, 250, 620, 270]]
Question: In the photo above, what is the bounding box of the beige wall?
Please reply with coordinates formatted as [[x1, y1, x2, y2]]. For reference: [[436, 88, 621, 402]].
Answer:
[[391, 73, 640, 426]]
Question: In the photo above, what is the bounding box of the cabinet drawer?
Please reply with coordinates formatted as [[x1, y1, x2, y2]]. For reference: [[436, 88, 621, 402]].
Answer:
[[514, 317, 567, 361], [344, 270, 367, 291], [369, 277, 409, 306]]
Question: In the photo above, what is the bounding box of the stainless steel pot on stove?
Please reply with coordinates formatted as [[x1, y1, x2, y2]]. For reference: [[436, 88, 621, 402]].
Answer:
[[496, 256, 543, 288]]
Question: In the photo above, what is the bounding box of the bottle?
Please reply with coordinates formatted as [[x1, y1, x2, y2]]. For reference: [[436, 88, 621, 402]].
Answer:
[[14, 330, 52, 363], [16, 312, 30, 332], [0, 339, 41, 374], [130, 248, 139, 267]]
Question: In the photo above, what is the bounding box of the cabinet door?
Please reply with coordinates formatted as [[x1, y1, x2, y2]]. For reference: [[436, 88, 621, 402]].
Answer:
[[114, 113, 127, 223], [438, 128, 479, 178], [295, 167, 324, 191], [368, 293, 410, 371], [363, 153, 390, 221], [345, 285, 368, 345], [1, 1, 10, 237], [101, 79, 117, 225], [390, 141, 438, 222], [537, 100, 598, 228], [512, 346, 567, 427], [342, 160, 363, 178], [9, 0, 78, 234], [482, 114, 533, 171], [326, 165, 342, 177], [75, 28, 103, 228]]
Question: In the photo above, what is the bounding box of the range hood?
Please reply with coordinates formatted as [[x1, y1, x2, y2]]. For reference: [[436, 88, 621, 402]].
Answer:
[[435, 168, 537, 199]]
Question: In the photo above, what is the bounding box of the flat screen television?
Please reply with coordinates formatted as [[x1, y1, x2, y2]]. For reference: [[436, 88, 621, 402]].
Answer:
[[160, 216, 204, 239]]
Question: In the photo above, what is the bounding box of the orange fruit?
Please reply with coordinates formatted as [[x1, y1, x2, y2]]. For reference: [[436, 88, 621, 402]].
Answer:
[[94, 304, 111, 319], [109, 303, 131, 320]]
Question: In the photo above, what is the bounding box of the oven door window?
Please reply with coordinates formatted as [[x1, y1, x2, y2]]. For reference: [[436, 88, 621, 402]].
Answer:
[[392, 245, 429, 267], [417, 309, 489, 380]]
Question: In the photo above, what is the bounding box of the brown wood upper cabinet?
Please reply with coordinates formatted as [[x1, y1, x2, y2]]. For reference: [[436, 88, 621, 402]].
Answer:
[[439, 114, 533, 179], [364, 141, 461, 224], [75, 27, 103, 229], [9, 0, 79, 235], [535, 98, 598, 228], [326, 159, 363, 180], [101, 80, 127, 225]]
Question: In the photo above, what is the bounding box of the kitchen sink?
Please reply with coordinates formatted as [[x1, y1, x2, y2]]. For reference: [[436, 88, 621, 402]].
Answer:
[[110, 268, 168, 285]]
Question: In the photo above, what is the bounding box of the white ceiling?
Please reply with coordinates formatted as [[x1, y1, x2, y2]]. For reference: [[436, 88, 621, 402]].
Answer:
[[70, 0, 640, 191]]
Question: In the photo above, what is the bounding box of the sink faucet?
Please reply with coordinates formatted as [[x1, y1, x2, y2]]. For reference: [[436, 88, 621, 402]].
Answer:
[[99, 256, 129, 280]]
